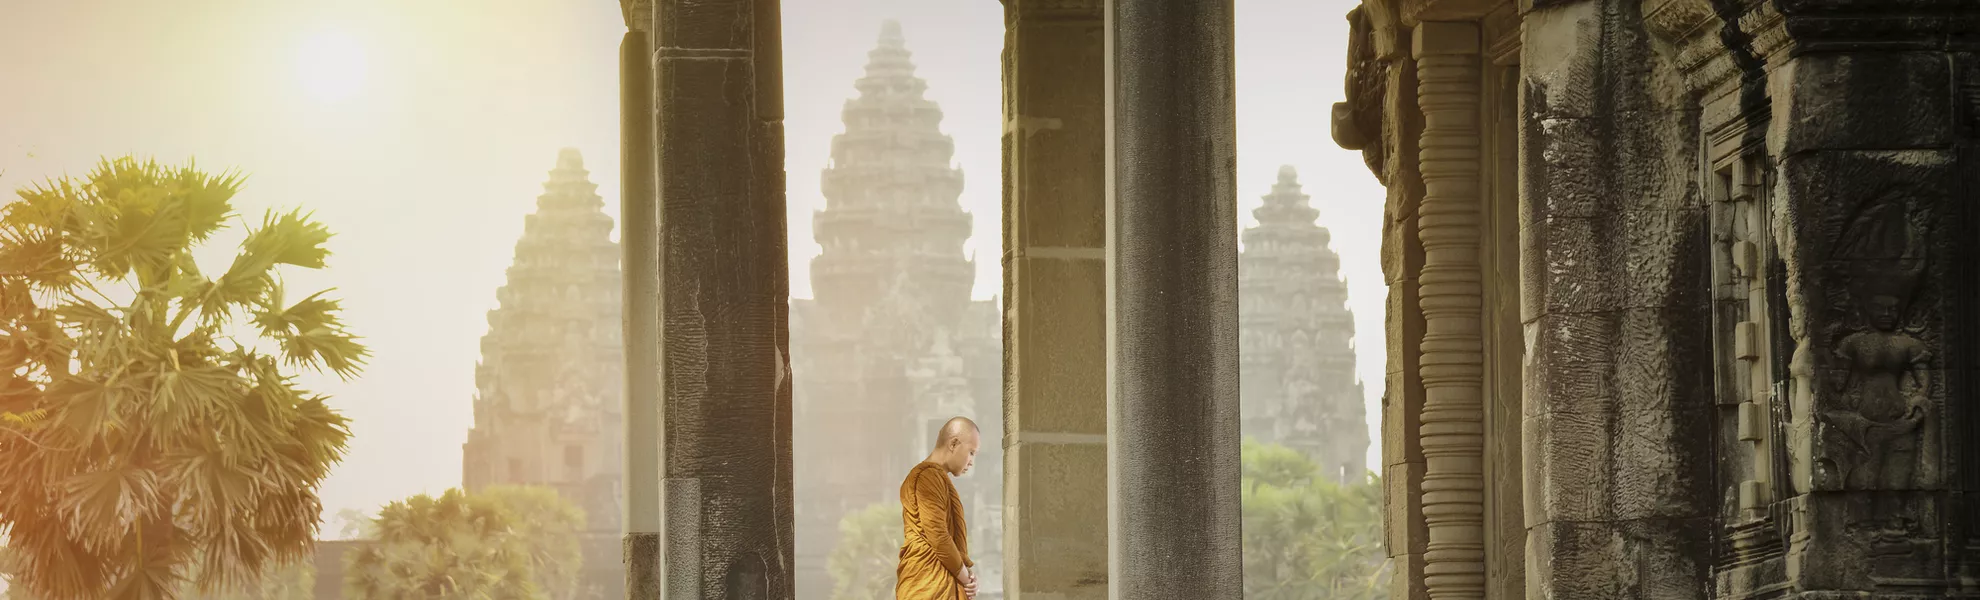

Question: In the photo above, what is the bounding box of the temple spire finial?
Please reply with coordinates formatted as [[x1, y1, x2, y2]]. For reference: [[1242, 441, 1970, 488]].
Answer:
[[558, 147, 584, 170], [879, 19, 905, 48]]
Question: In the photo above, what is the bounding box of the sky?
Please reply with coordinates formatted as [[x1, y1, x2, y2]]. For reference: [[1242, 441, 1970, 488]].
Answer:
[[0, 0, 1388, 529]]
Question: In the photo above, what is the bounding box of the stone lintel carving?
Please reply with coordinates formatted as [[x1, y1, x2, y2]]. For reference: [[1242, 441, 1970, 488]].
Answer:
[[1412, 20, 1486, 600]]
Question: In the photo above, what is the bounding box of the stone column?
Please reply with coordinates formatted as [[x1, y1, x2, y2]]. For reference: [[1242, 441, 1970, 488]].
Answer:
[[1410, 21, 1486, 600], [1000, 1, 1110, 599], [618, 1, 662, 594], [1760, 4, 1980, 592], [1105, 1, 1242, 598], [1519, 1, 1715, 596], [636, 0, 793, 598]]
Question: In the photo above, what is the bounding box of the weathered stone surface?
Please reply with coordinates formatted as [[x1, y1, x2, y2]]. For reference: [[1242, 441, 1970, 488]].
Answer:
[[640, 0, 793, 598], [1003, 3, 1110, 599], [1519, 2, 1715, 598], [1524, 518, 1713, 598], [1777, 150, 1955, 494], [1786, 492, 1949, 592], [625, 532, 661, 599], [1007, 440, 1108, 599], [1011, 255, 1107, 436], [1772, 53, 1953, 155], [1334, 0, 1980, 596], [1385, 363, 1427, 465], [1109, 0, 1243, 598], [1005, 16, 1106, 251], [1520, 0, 1687, 120], [1521, 395, 1713, 523]]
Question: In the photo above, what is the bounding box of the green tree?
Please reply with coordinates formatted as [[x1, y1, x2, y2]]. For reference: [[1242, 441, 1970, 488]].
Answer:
[[341, 485, 584, 600], [1241, 440, 1389, 600], [476, 486, 583, 600], [0, 157, 366, 599], [180, 557, 314, 600], [827, 502, 903, 600]]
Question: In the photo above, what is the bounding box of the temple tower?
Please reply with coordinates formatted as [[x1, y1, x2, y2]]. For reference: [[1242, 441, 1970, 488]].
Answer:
[[1239, 165, 1369, 482], [790, 19, 1003, 600], [460, 148, 625, 599]]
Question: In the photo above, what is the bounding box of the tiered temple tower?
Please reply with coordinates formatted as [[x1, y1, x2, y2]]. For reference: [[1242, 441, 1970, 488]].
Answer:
[[459, 148, 625, 599], [790, 20, 1003, 600], [1238, 165, 1369, 482]]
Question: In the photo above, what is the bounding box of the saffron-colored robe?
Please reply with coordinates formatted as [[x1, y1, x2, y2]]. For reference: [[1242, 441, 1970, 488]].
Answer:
[[896, 461, 973, 600]]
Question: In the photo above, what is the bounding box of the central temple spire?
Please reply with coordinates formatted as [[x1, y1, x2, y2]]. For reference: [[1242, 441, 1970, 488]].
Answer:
[[810, 19, 973, 327]]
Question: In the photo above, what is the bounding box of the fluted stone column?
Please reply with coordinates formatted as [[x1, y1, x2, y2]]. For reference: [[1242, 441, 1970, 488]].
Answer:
[[622, 0, 793, 597], [1001, 0, 1110, 599], [1105, 1, 1242, 598], [1411, 21, 1486, 600]]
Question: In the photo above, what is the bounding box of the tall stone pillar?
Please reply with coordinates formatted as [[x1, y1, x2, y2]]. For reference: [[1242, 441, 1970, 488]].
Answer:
[[1410, 21, 1486, 600], [1757, 3, 1980, 593], [1000, 1, 1110, 599], [1105, 1, 1242, 598], [1520, 0, 1715, 596], [619, 1, 662, 595], [623, 0, 793, 597]]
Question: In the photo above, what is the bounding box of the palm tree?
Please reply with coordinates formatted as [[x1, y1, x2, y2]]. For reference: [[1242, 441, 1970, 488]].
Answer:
[[475, 486, 584, 600], [827, 502, 904, 600], [341, 485, 584, 600], [0, 157, 366, 599]]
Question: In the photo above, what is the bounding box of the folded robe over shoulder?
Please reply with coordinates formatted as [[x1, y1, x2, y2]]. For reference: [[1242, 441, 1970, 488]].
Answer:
[[895, 461, 973, 600]]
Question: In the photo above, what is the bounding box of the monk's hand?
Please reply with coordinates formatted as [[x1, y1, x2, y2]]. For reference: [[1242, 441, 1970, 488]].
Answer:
[[961, 568, 978, 599]]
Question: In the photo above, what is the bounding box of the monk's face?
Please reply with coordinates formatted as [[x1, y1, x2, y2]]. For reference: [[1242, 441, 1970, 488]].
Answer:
[[951, 432, 980, 476]]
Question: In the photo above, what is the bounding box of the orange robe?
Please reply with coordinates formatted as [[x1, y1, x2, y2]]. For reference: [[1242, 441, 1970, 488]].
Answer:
[[896, 461, 973, 600]]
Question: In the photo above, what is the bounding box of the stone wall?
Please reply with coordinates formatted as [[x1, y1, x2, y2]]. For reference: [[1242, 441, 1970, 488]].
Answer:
[[1338, 0, 1980, 598]]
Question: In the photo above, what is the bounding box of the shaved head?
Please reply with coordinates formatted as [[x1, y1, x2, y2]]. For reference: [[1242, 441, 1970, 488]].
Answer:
[[934, 416, 979, 448], [927, 416, 982, 476]]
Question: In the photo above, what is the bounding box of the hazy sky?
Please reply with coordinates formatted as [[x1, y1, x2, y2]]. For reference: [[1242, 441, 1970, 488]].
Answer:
[[0, 0, 1386, 528]]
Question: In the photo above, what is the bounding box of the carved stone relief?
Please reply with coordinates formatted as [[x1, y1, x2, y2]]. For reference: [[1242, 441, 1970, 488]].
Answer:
[[1818, 194, 1930, 493], [1334, 5, 1391, 183]]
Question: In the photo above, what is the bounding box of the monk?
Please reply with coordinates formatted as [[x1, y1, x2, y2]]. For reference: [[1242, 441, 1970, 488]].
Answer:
[[896, 417, 981, 600]]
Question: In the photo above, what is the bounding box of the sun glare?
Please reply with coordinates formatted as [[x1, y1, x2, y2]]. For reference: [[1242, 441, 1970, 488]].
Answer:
[[297, 30, 367, 104]]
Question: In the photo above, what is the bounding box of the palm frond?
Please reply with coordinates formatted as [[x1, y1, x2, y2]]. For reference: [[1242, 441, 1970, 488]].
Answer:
[[0, 157, 359, 600]]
